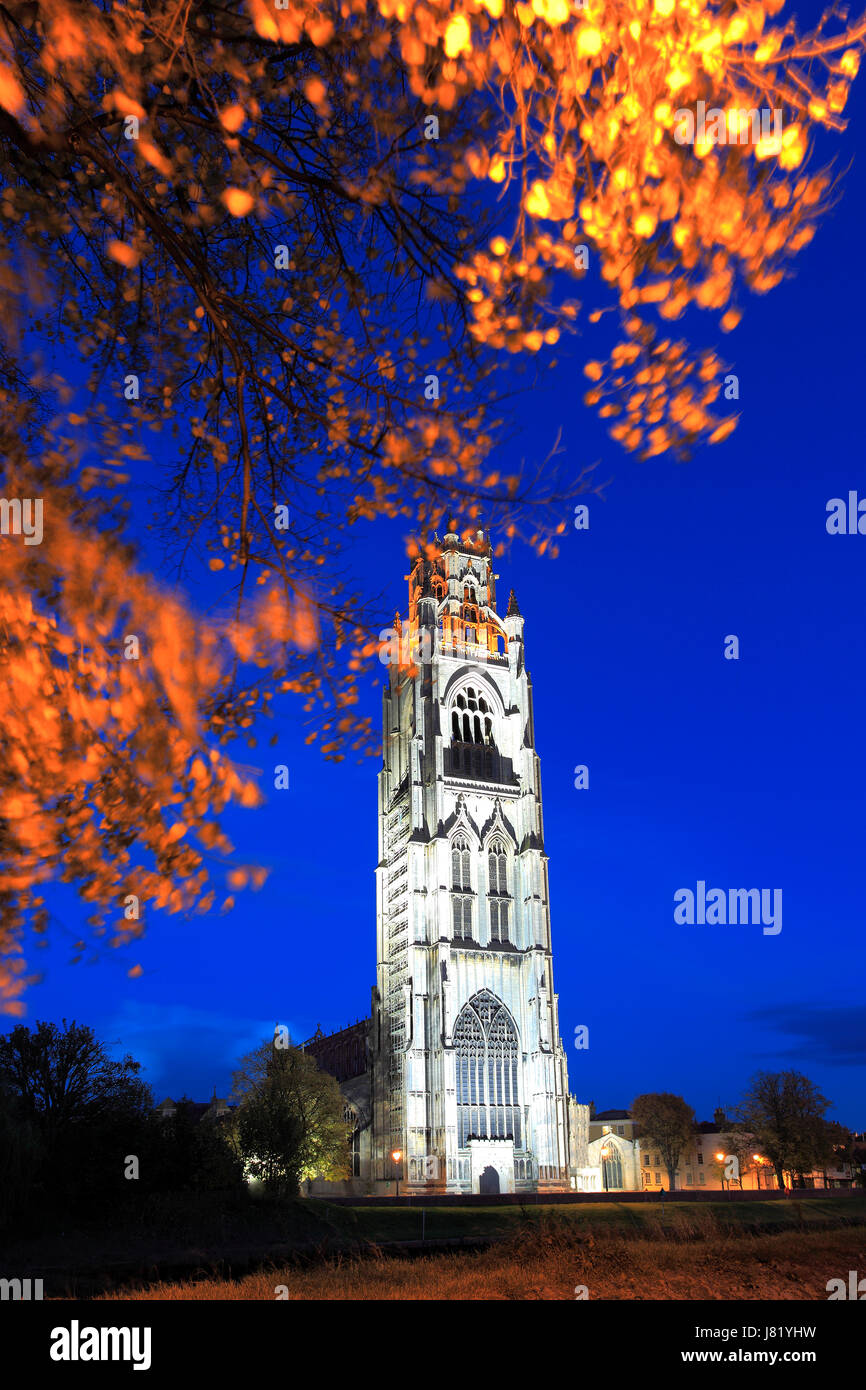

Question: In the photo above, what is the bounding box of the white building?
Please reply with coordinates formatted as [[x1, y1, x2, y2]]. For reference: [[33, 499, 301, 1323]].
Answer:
[[370, 529, 574, 1194]]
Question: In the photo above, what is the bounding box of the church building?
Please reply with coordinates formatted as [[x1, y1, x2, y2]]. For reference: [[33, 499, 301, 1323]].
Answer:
[[306, 529, 589, 1196]]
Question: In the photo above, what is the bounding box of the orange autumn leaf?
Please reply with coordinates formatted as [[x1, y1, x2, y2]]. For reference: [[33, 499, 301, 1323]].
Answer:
[[219, 104, 246, 133], [107, 240, 140, 268], [223, 188, 255, 217], [0, 63, 26, 116]]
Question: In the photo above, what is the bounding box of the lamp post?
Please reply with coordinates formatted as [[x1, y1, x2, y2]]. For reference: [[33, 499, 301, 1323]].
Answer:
[[716, 1151, 726, 1192], [392, 1148, 402, 1199]]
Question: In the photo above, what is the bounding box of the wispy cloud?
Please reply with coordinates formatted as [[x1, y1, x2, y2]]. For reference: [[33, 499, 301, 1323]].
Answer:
[[96, 1000, 299, 1099], [746, 1003, 866, 1067]]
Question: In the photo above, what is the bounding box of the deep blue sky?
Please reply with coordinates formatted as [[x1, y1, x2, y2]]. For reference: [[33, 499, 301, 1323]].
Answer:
[[8, 7, 866, 1127]]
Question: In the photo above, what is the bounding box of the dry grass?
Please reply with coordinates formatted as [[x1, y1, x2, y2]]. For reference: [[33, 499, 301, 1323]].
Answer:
[[95, 1210, 866, 1301]]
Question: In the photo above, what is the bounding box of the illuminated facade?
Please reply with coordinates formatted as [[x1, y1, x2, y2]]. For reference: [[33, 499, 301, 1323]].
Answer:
[[370, 529, 574, 1193]]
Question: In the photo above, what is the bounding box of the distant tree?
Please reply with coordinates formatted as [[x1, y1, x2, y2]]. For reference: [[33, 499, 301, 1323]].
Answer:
[[734, 1070, 832, 1190], [153, 1097, 245, 1193], [0, 1018, 153, 1204], [632, 1093, 695, 1192], [232, 1040, 351, 1195]]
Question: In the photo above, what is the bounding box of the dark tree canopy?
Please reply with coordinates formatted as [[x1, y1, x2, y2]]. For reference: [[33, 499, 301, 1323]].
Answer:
[[735, 1069, 832, 1189], [632, 1091, 696, 1190]]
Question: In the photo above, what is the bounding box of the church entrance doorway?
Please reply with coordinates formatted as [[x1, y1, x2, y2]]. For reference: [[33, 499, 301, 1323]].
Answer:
[[479, 1165, 500, 1195], [468, 1137, 514, 1193]]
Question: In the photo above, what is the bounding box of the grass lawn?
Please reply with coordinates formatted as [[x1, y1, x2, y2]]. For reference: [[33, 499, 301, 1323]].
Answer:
[[12, 1192, 865, 1297], [333, 1196, 866, 1244], [93, 1208, 866, 1301]]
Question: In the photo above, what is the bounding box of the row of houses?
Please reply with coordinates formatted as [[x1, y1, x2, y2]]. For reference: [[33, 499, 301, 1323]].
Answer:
[[580, 1110, 863, 1193]]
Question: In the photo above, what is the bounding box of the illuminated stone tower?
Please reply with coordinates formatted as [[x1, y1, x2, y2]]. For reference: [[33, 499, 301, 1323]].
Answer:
[[371, 529, 572, 1193]]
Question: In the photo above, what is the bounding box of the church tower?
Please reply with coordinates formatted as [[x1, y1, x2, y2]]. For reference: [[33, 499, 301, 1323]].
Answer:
[[371, 529, 573, 1193]]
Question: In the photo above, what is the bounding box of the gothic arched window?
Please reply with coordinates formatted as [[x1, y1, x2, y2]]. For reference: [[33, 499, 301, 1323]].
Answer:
[[454, 991, 521, 1149], [487, 841, 510, 943], [451, 835, 472, 940], [450, 686, 497, 779], [488, 842, 508, 895], [343, 1103, 361, 1178], [451, 836, 471, 890], [601, 1143, 623, 1191]]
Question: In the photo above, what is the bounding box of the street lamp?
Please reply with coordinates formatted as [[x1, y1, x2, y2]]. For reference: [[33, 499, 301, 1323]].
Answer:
[[392, 1148, 403, 1199], [715, 1151, 726, 1192]]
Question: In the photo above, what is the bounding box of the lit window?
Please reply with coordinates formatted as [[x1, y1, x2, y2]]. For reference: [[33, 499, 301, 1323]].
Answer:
[[488, 842, 508, 895], [452, 897, 472, 939], [451, 835, 472, 940], [454, 990, 521, 1150], [487, 842, 510, 943], [451, 836, 471, 890], [601, 1143, 623, 1190], [489, 898, 509, 943]]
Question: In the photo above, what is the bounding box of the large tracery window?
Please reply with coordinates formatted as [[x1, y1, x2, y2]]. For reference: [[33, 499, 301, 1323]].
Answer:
[[454, 991, 521, 1149], [450, 686, 496, 778], [487, 841, 510, 943], [451, 835, 473, 940]]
